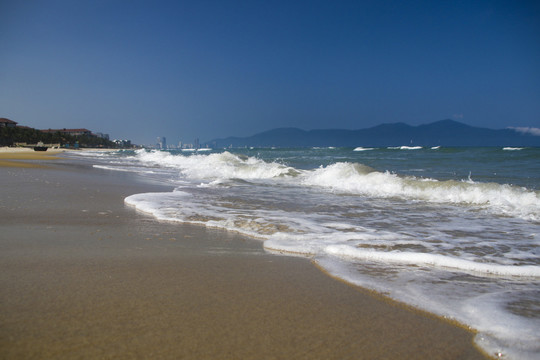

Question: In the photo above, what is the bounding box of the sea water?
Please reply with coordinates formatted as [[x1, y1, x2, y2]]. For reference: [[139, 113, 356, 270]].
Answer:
[[69, 146, 540, 359]]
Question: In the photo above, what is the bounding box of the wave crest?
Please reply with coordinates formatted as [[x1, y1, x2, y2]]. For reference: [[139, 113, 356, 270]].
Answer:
[[135, 150, 298, 180], [302, 162, 540, 220], [132, 151, 539, 221]]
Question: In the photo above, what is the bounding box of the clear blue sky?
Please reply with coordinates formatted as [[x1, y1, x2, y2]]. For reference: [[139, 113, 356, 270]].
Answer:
[[1, 0, 539, 145]]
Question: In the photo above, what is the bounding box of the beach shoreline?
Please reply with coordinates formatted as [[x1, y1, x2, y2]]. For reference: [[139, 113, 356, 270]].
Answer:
[[0, 151, 491, 359]]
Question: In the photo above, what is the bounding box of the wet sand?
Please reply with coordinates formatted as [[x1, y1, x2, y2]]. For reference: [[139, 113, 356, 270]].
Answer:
[[0, 152, 491, 359]]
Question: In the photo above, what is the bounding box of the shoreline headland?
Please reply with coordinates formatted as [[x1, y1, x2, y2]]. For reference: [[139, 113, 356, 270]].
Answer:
[[0, 152, 491, 359]]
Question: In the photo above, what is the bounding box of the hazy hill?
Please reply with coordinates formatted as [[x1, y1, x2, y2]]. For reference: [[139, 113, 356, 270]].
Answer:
[[208, 120, 540, 148]]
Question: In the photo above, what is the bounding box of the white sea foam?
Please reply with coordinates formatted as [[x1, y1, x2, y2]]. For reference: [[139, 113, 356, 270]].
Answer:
[[126, 151, 540, 221], [353, 147, 374, 151], [503, 147, 524, 151], [93, 165, 156, 174], [135, 150, 298, 180], [301, 162, 540, 221], [66, 150, 120, 157], [464, 290, 540, 360], [109, 150, 540, 221], [93, 148, 540, 359], [125, 186, 540, 280], [323, 245, 540, 277], [388, 146, 423, 150], [315, 256, 540, 360]]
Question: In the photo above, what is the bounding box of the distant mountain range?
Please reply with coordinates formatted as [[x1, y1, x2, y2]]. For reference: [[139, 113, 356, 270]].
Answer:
[[208, 120, 540, 148]]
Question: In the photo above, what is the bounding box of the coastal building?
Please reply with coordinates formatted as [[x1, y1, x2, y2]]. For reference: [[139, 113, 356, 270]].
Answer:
[[157, 136, 166, 149], [114, 139, 132, 148], [0, 118, 17, 127], [94, 132, 110, 140]]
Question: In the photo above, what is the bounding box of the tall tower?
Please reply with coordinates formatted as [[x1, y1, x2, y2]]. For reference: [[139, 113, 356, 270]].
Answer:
[[156, 137, 167, 149]]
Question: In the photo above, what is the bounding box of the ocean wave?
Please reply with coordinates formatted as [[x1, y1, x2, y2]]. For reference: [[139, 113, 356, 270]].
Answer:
[[388, 146, 423, 150], [135, 150, 299, 180], [131, 150, 539, 221], [302, 162, 540, 221], [117, 148, 539, 359]]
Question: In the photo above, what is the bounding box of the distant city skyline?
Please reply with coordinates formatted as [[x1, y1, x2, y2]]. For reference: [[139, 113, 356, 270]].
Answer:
[[1, 0, 539, 145]]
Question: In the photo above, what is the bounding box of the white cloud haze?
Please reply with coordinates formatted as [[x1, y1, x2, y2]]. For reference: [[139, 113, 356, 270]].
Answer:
[[509, 127, 540, 136]]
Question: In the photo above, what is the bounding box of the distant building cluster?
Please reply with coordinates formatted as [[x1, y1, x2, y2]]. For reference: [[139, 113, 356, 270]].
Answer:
[[113, 139, 132, 147], [155, 136, 207, 150]]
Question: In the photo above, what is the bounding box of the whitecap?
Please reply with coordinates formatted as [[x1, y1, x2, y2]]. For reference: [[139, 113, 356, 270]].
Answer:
[[301, 162, 540, 221]]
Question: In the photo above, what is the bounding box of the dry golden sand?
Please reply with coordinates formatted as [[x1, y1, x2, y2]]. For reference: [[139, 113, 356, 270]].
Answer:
[[0, 147, 64, 167], [0, 154, 492, 359]]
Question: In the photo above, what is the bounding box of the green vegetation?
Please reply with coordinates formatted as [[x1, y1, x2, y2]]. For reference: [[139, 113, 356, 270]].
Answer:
[[0, 126, 118, 148]]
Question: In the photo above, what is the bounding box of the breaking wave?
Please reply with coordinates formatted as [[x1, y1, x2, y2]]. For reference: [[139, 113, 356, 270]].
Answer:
[[131, 150, 540, 221], [134, 149, 299, 179], [302, 162, 540, 221]]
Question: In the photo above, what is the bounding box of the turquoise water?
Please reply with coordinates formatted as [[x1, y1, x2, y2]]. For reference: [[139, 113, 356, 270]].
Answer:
[[71, 146, 540, 359]]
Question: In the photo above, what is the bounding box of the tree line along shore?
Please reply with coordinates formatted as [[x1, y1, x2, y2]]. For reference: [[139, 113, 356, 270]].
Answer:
[[0, 117, 133, 149]]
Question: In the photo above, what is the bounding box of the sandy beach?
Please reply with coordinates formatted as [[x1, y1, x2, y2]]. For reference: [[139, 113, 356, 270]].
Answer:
[[0, 149, 490, 359], [0, 147, 66, 168]]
